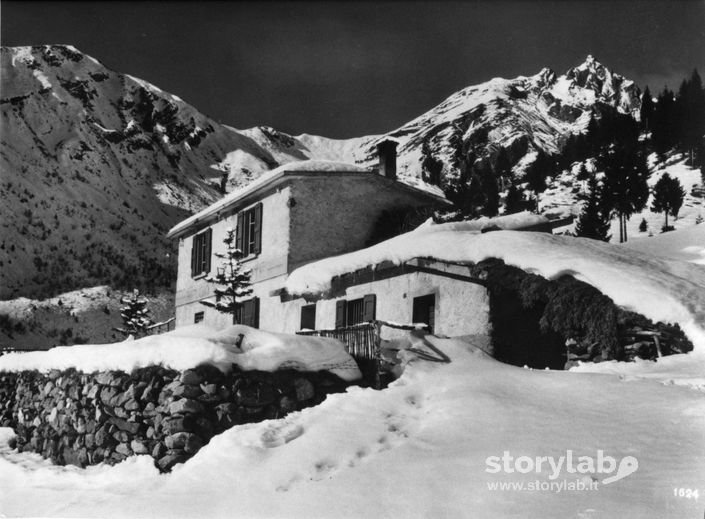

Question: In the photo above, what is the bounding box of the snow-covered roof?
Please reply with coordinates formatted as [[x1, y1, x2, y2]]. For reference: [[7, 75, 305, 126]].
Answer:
[[285, 223, 705, 352], [167, 160, 448, 239]]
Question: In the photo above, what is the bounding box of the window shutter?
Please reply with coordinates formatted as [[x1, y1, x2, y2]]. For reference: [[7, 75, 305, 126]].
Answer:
[[253, 203, 263, 254], [240, 300, 251, 326], [241, 298, 260, 328], [335, 300, 346, 328], [362, 294, 376, 322], [204, 228, 212, 273], [191, 237, 197, 277], [236, 212, 245, 253]]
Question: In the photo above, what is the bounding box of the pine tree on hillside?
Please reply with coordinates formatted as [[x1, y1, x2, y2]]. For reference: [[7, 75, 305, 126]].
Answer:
[[114, 289, 153, 337], [575, 175, 611, 242], [524, 150, 553, 212], [603, 144, 651, 243], [652, 87, 677, 156], [640, 86, 655, 132], [651, 172, 686, 229], [200, 228, 253, 317], [675, 69, 705, 164], [479, 165, 500, 217], [421, 140, 443, 185], [504, 184, 529, 215]]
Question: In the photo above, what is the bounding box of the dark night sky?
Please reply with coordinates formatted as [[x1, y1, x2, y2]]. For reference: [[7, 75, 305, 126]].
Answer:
[[2, 1, 704, 138]]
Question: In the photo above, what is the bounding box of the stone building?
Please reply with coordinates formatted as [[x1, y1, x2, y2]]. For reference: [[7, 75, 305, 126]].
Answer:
[[167, 144, 451, 331]]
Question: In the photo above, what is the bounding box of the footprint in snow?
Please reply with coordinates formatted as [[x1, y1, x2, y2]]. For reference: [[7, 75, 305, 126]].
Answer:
[[259, 422, 304, 448]]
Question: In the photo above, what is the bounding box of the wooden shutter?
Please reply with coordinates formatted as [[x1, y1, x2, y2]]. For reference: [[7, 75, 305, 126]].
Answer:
[[335, 300, 346, 328], [241, 298, 260, 328], [204, 228, 212, 274], [190, 236, 197, 277], [252, 297, 260, 328], [236, 212, 245, 253], [253, 203, 263, 254], [362, 294, 376, 322]]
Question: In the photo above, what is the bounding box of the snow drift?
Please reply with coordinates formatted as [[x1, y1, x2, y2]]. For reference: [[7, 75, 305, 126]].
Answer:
[[1, 334, 704, 518], [0, 325, 362, 382]]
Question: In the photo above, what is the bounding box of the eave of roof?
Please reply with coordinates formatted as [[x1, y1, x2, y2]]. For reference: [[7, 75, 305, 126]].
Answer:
[[166, 165, 450, 240]]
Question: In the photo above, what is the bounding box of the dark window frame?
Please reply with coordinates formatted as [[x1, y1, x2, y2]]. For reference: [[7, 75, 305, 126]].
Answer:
[[300, 303, 316, 330], [236, 203, 263, 258], [335, 294, 376, 328], [233, 297, 260, 328], [191, 228, 212, 278], [412, 293, 436, 334]]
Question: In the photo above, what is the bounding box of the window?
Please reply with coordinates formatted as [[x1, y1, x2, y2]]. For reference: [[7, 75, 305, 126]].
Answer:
[[412, 294, 436, 334], [300, 304, 316, 330], [194, 311, 204, 324], [233, 297, 260, 328], [191, 228, 212, 278], [335, 294, 376, 328], [236, 203, 263, 257]]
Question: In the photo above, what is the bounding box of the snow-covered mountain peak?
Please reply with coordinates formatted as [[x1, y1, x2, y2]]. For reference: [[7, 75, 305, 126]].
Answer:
[[557, 55, 640, 116]]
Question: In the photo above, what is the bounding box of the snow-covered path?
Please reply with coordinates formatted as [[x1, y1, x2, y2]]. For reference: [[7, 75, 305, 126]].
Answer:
[[2, 337, 704, 518]]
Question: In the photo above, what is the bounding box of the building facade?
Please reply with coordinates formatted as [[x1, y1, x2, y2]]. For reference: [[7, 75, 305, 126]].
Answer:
[[167, 152, 451, 331]]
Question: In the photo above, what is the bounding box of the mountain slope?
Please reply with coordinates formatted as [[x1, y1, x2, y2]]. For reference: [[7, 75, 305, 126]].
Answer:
[[225, 55, 640, 185], [1, 48, 641, 302], [0, 45, 291, 299]]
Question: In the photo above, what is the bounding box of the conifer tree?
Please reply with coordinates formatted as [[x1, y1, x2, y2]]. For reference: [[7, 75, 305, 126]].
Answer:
[[640, 86, 655, 132], [575, 175, 611, 242], [421, 140, 444, 185], [115, 289, 153, 337], [651, 172, 686, 229], [524, 150, 552, 212], [652, 87, 677, 156], [504, 184, 528, 215], [200, 228, 253, 316], [479, 166, 500, 217], [675, 69, 705, 164], [603, 144, 650, 243]]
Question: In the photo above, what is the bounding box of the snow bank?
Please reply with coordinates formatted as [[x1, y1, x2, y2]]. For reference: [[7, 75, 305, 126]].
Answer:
[[285, 226, 705, 351], [623, 224, 705, 264], [0, 285, 113, 319], [2, 334, 703, 518], [0, 325, 361, 382]]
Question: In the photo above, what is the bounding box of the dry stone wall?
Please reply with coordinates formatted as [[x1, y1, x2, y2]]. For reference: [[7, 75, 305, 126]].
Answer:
[[0, 363, 350, 472]]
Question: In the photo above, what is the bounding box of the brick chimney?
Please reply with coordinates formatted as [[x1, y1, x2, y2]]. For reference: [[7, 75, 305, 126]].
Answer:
[[376, 140, 398, 180]]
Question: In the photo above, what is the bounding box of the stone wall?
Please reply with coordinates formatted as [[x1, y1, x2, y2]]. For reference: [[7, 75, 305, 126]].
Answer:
[[0, 363, 350, 472]]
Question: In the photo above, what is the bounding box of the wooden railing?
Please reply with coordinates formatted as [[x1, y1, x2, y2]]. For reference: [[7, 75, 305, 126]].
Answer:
[[298, 322, 378, 359], [146, 317, 175, 336], [297, 320, 447, 388]]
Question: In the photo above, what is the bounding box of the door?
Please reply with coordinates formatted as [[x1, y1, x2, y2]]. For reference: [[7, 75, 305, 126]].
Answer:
[[412, 294, 436, 334]]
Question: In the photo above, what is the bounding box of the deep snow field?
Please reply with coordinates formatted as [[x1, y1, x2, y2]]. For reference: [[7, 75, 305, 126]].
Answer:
[[1, 334, 704, 519], [2, 226, 705, 518]]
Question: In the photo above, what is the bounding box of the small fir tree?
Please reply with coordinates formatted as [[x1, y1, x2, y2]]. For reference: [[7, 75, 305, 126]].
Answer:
[[200, 228, 253, 316], [115, 289, 153, 337], [504, 184, 529, 214], [575, 176, 611, 242], [651, 172, 686, 229], [638, 218, 648, 233]]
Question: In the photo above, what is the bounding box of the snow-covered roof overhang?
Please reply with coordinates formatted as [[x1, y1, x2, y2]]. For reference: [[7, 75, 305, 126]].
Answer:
[[166, 160, 450, 240]]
